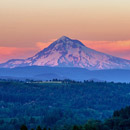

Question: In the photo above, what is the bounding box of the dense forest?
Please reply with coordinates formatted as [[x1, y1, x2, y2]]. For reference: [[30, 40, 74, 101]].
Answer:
[[0, 79, 130, 130], [20, 106, 130, 130]]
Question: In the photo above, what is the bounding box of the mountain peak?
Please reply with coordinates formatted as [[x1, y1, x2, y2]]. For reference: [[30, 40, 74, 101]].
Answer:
[[55, 36, 85, 48], [58, 36, 70, 40]]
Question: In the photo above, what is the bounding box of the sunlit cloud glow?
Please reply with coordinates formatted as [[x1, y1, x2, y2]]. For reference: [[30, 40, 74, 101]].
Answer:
[[81, 40, 130, 60], [36, 39, 56, 50], [0, 47, 37, 63]]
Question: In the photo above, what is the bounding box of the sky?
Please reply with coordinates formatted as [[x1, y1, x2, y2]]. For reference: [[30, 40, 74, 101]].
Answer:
[[0, 0, 130, 63]]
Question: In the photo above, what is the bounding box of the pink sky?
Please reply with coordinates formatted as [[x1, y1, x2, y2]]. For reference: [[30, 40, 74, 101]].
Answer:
[[0, 0, 130, 63]]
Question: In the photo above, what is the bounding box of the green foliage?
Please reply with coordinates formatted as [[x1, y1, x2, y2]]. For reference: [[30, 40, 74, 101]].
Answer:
[[20, 105, 130, 130], [72, 105, 130, 130], [0, 80, 130, 129]]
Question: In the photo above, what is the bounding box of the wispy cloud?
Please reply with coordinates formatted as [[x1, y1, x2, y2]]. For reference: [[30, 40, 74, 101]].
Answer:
[[0, 47, 37, 63], [35, 39, 55, 50], [0, 39, 54, 63], [81, 40, 130, 60]]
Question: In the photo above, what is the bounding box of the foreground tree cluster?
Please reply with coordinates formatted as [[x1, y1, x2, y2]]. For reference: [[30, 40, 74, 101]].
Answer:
[[21, 106, 130, 130]]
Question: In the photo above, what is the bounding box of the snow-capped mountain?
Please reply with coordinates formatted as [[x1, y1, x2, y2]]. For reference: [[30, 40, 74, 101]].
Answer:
[[0, 36, 130, 70]]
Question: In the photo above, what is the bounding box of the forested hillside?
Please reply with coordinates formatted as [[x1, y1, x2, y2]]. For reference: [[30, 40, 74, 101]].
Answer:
[[0, 80, 130, 130], [71, 106, 130, 130], [20, 106, 130, 130]]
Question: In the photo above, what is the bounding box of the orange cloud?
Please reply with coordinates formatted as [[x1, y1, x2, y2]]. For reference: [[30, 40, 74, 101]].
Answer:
[[36, 39, 56, 50], [36, 42, 51, 50], [0, 40, 54, 63], [0, 47, 37, 63], [81, 40, 130, 60], [0, 39, 54, 63]]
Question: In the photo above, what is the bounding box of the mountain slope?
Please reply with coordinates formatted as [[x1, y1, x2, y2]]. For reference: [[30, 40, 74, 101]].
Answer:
[[0, 36, 130, 70]]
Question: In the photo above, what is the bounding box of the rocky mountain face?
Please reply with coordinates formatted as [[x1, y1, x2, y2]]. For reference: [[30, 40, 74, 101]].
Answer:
[[0, 36, 130, 70]]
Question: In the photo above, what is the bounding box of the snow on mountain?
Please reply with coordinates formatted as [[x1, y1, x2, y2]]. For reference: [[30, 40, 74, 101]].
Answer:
[[0, 36, 130, 70]]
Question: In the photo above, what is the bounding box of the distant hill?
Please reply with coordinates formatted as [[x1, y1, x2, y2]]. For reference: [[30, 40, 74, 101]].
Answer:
[[0, 66, 130, 82]]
